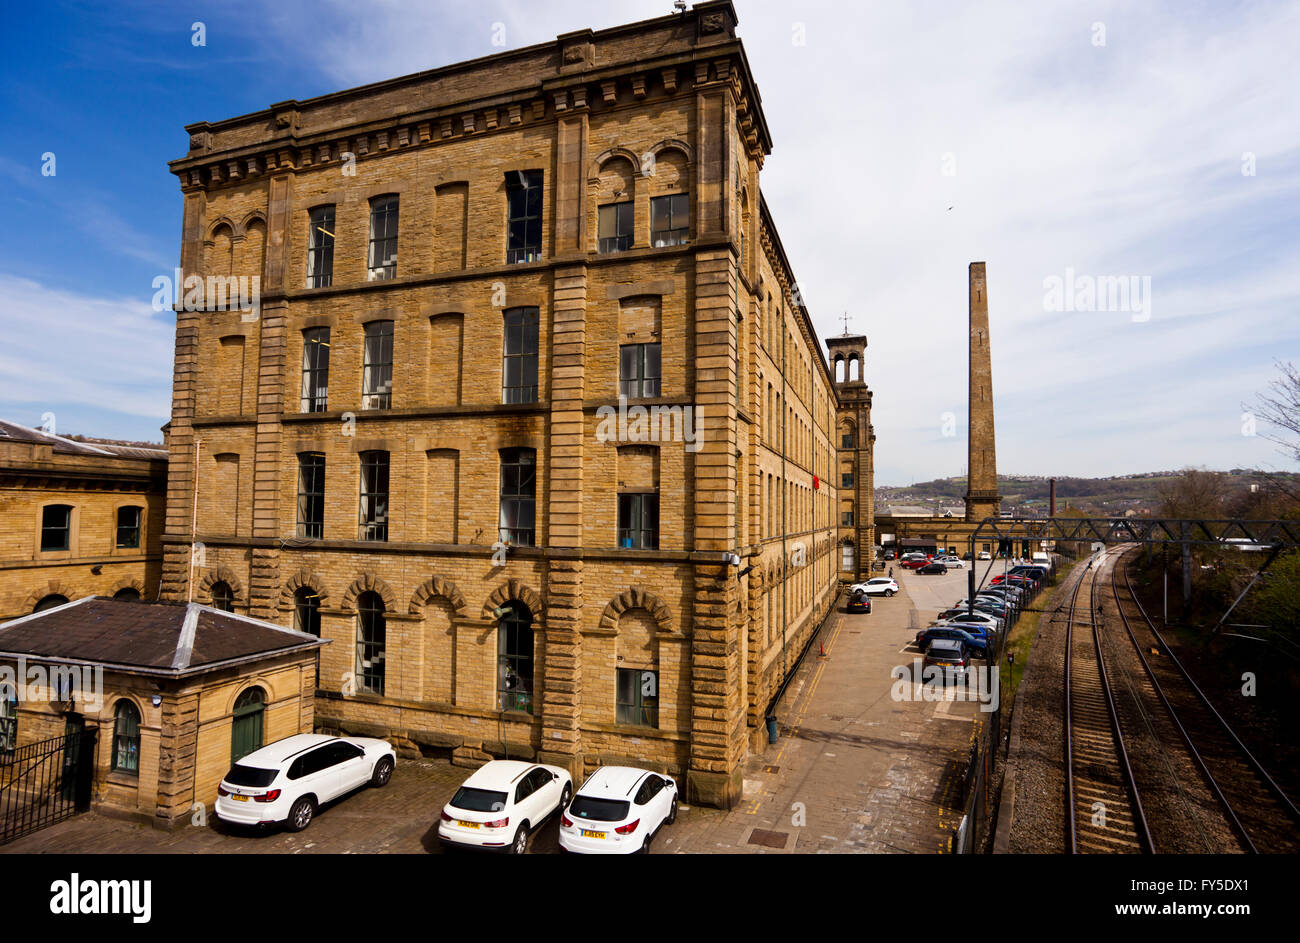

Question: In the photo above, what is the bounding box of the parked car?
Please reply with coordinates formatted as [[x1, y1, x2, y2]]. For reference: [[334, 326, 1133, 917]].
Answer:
[[936, 556, 965, 569], [215, 734, 396, 833], [438, 759, 572, 853], [900, 558, 930, 570], [559, 766, 677, 854], [846, 591, 872, 613], [917, 562, 948, 575], [937, 608, 1004, 631], [914, 625, 990, 658], [883, 550, 896, 561], [961, 551, 973, 560], [977, 551, 992, 560], [923, 638, 970, 683], [851, 578, 899, 597]]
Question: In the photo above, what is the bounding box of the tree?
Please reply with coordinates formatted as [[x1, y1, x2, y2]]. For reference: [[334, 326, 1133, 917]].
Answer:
[[1157, 469, 1229, 519], [1248, 360, 1300, 465]]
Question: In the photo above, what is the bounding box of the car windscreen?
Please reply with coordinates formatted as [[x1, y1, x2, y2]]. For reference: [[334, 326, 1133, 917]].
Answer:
[[223, 764, 278, 787], [449, 787, 508, 812], [568, 796, 631, 822]]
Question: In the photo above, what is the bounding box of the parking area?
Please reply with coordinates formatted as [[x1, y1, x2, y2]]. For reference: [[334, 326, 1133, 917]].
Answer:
[[5, 575, 990, 855]]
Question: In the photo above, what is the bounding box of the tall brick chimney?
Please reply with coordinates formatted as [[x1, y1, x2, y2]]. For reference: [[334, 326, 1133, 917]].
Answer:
[[965, 261, 1001, 522], [1049, 477, 1057, 517]]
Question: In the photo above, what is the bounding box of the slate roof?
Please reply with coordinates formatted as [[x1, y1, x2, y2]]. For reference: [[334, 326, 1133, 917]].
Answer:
[[0, 597, 326, 677], [0, 420, 166, 461]]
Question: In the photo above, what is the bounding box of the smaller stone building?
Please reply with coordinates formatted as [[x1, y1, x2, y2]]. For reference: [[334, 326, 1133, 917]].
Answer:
[[0, 420, 167, 621], [0, 596, 324, 828]]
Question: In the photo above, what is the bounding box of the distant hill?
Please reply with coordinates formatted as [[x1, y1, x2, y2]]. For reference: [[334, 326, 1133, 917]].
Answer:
[[876, 470, 1298, 517]]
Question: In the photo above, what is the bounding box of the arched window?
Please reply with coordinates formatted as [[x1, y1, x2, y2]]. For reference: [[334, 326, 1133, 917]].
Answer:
[[113, 587, 141, 602], [295, 587, 321, 687], [497, 602, 534, 714], [230, 687, 265, 763], [34, 594, 69, 612], [210, 581, 234, 612], [0, 684, 16, 755], [112, 700, 141, 774], [355, 591, 386, 695]]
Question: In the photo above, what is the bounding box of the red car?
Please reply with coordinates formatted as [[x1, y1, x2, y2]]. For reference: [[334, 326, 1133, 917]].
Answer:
[[900, 558, 930, 570]]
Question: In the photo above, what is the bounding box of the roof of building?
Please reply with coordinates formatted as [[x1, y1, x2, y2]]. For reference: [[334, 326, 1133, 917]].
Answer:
[[0, 420, 166, 461], [0, 597, 326, 677]]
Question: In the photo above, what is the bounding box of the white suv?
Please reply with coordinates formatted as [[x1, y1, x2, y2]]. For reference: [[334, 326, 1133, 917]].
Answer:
[[559, 766, 678, 854], [851, 578, 899, 597], [215, 733, 395, 832], [438, 759, 572, 854]]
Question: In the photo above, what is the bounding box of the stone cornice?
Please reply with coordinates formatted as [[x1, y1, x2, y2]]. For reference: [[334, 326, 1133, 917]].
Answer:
[[171, 5, 771, 193]]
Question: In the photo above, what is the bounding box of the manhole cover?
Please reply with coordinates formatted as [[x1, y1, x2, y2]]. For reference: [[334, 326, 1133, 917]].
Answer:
[[747, 828, 789, 849]]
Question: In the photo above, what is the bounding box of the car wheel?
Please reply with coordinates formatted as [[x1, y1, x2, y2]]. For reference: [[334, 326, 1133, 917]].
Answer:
[[510, 823, 530, 855], [885, 589, 895, 597], [639, 831, 652, 854], [559, 783, 572, 814], [667, 797, 678, 825], [371, 756, 394, 787], [287, 796, 315, 832]]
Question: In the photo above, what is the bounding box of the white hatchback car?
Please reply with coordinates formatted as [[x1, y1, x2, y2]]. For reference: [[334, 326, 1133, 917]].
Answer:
[[851, 578, 899, 597], [936, 556, 965, 568], [438, 759, 572, 854], [559, 766, 678, 854], [215, 733, 395, 832]]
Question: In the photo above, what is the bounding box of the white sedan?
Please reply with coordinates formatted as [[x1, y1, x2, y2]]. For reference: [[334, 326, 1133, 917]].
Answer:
[[850, 578, 899, 597], [438, 759, 572, 854], [560, 766, 677, 854], [215, 734, 395, 832], [936, 556, 965, 569]]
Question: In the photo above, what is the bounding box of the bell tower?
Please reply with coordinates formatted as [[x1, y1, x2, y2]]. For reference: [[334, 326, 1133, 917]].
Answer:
[[827, 330, 874, 581]]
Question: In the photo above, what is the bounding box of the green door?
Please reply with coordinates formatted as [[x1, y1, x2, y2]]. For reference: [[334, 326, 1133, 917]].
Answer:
[[230, 688, 265, 763]]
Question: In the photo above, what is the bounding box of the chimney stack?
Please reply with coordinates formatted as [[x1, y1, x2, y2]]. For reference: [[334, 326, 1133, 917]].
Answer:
[[1049, 478, 1057, 517], [964, 262, 1001, 522]]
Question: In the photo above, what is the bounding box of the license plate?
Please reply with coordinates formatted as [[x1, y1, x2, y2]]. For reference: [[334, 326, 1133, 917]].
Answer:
[[581, 829, 606, 839], [937, 662, 954, 667], [231, 794, 249, 802], [458, 821, 480, 829]]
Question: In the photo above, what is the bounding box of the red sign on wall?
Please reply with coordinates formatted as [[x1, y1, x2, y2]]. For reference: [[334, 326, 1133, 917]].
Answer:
[[813, 476, 820, 490]]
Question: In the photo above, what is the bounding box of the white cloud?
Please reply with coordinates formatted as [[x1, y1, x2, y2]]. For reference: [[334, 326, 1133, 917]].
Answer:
[[241, 1, 1300, 480], [0, 274, 173, 421]]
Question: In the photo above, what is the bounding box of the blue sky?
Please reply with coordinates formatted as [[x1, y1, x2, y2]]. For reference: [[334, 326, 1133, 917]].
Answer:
[[1, 0, 1297, 483]]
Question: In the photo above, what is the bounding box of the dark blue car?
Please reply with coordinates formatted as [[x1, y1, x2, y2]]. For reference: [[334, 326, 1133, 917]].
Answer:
[[914, 625, 990, 658]]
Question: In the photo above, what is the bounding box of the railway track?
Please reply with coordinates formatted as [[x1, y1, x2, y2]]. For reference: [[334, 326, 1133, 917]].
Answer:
[[1111, 552, 1300, 853], [1065, 547, 1152, 853]]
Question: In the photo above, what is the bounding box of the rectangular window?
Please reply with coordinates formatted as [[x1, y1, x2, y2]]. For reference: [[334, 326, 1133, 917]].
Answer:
[[650, 193, 689, 247], [41, 505, 71, 552], [598, 201, 634, 253], [506, 170, 542, 264], [297, 453, 325, 539], [306, 205, 335, 288], [617, 493, 658, 550], [358, 451, 389, 541], [842, 432, 855, 448], [502, 307, 539, 404], [619, 343, 661, 399], [841, 472, 854, 488], [115, 506, 141, 549], [367, 195, 399, 280], [616, 668, 658, 727], [499, 448, 536, 547], [300, 327, 330, 412], [362, 321, 394, 409], [841, 510, 854, 527]]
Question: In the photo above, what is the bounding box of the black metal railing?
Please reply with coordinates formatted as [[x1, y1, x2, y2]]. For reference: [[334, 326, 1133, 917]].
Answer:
[[0, 729, 96, 845]]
